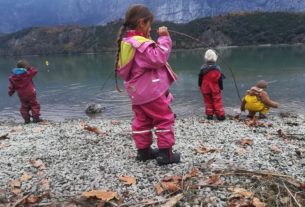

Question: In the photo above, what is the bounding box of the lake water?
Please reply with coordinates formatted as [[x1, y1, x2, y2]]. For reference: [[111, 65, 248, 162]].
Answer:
[[1, 45, 305, 121]]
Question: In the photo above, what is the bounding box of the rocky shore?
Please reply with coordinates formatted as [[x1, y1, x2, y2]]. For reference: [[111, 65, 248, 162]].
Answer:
[[0, 114, 304, 206]]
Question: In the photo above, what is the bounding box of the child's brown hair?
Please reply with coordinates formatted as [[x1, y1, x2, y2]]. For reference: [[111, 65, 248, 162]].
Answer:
[[17, 60, 30, 69], [114, 4, 154, 69]]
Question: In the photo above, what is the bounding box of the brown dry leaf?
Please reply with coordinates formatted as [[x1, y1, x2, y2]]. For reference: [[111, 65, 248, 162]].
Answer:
[[111, 120, 120, 125], [199, 175, 223, 186], [154, 183, 164, 195], [239, 138, 253, 146], [162, 193, 184, 207], [26, 195, 40, 204], [12, 188, 22, 195], [10, 126, 24, 133], [161, 181, 180, 192], [82, 190, 118, 201], [227, 194, 249, 207], [194, 146, 220, 154], [84, 124, 104, 136], [252, 197, 266, 207], [162, 175, 182, 183], [10, 180, 21, 188], [20, 173, 32, 182], [32, 127, 44, 133], [119, 176, 136, 186], [229, 187, 254, 198], [0, 133, 9, 140], [235, 147, 247, 156], [271, 145, 282, 153], [279, 196, 290, 204], [30, 159, 47, 170], [0, 143, 10, 149], [190, 167, 199, 177], [299, 183, 305, 190], [40, 179, 50, 190], [277, 129, 288, 139]]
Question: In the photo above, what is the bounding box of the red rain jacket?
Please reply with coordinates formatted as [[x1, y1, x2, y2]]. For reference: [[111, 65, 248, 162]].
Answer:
[[8, 67, 37, 99]]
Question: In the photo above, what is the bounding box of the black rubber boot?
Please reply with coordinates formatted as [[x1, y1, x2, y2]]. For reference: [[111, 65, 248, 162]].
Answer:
[[217, 115, 226, 121], [24, 118, 31, 124], [33, 117, 43, 123], [207, 115, 213, 120], [136, 147, 159, 162], [156, 148, 180, 165]]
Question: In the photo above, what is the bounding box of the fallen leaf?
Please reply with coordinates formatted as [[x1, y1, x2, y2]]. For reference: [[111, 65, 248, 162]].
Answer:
[[26, 195, 40, 204], [190, 167, 199, 177], [252, 197, 266, 207], [32, 127, 44, 133], [277, 129, 288, 139], [119, 176, 136, 186], [154, 183, 164, 195], [161, 181, 180, 192], [30, 159, 47, 170], [162, 194, 184, 207], [163, 175, 182, 182], [299, 183, 305, 190], [40, 179, 50, 190], [235, 147, 247, 156], [227, 194, 249, 207], [229, 187, 254, 198], [20, 173, 32, 182], [111, 120, 120, 125], [271, 145, 282, 153], [82, 190, 118, 201], [239, 138, 253, 146], [279, 196, 290, 204], [0, 143, 10, 149], [194, 146, 220, 154], [10, 127, 24, 133], [0, 133, 9, 140], [12, 188, 22, 195], [10, 180, 21, 188], [84, 124, 104, 136], [199, 175, 223, 186]]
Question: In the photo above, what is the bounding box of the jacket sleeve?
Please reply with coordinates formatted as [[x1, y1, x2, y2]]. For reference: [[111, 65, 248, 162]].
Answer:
[[27, 67, 38, 78], [259, 91, 279, 108], [8, 79, 15, 96], [218, 73, 225, 90], [137, 36, 172, 69], [198, 70, 203, 87], [240, 98, 246, 111]]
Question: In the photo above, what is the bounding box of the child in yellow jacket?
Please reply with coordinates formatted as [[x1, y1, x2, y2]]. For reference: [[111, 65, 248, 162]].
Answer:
[[241, 80, 279, 118]]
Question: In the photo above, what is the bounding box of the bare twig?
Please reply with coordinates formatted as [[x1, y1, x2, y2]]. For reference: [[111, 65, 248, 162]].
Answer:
[[283, 182, 302, 207], [13, 194, 30, 207]]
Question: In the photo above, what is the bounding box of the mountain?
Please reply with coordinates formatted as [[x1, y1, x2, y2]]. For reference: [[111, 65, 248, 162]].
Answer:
[[1, 0, 305, 33], [1, 12, 305, 56]]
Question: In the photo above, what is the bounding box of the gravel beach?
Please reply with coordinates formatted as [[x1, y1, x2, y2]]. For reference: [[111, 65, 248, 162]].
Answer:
[[0, 114, 305, 206]]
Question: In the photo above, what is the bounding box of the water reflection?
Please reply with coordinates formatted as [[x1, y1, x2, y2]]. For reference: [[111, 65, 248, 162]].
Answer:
[[0, 45, 305, 121]]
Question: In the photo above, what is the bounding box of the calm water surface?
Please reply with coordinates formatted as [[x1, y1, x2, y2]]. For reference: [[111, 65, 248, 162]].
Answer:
[[1, 45, 305, 121]]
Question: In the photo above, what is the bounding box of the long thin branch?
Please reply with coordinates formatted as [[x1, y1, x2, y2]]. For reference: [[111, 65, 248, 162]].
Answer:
[[283, 182, 302, 207]]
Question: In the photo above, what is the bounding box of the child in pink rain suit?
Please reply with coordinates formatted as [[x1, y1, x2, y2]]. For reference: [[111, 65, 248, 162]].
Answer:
[[115, 4, 180, 165]]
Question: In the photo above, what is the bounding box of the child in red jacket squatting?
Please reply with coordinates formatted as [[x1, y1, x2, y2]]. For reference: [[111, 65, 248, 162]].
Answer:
[[115, 4, 180, 165], [8, 60, 42, 124], [198, 49, 226, 121]]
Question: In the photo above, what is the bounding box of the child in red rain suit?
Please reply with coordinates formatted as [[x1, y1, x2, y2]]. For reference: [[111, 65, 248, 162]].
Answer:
[[198, 49, 226, 120], [115, 5, 180, 165], [8, 60, 42, 124]]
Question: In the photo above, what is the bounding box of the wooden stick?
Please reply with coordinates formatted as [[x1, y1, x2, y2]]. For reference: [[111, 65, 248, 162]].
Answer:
[[283, 182, 302, 207], [13, 195, 30, 207]]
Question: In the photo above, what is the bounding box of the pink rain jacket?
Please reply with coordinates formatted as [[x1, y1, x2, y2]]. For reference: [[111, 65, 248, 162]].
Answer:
[[116, 35, 176, 105]]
